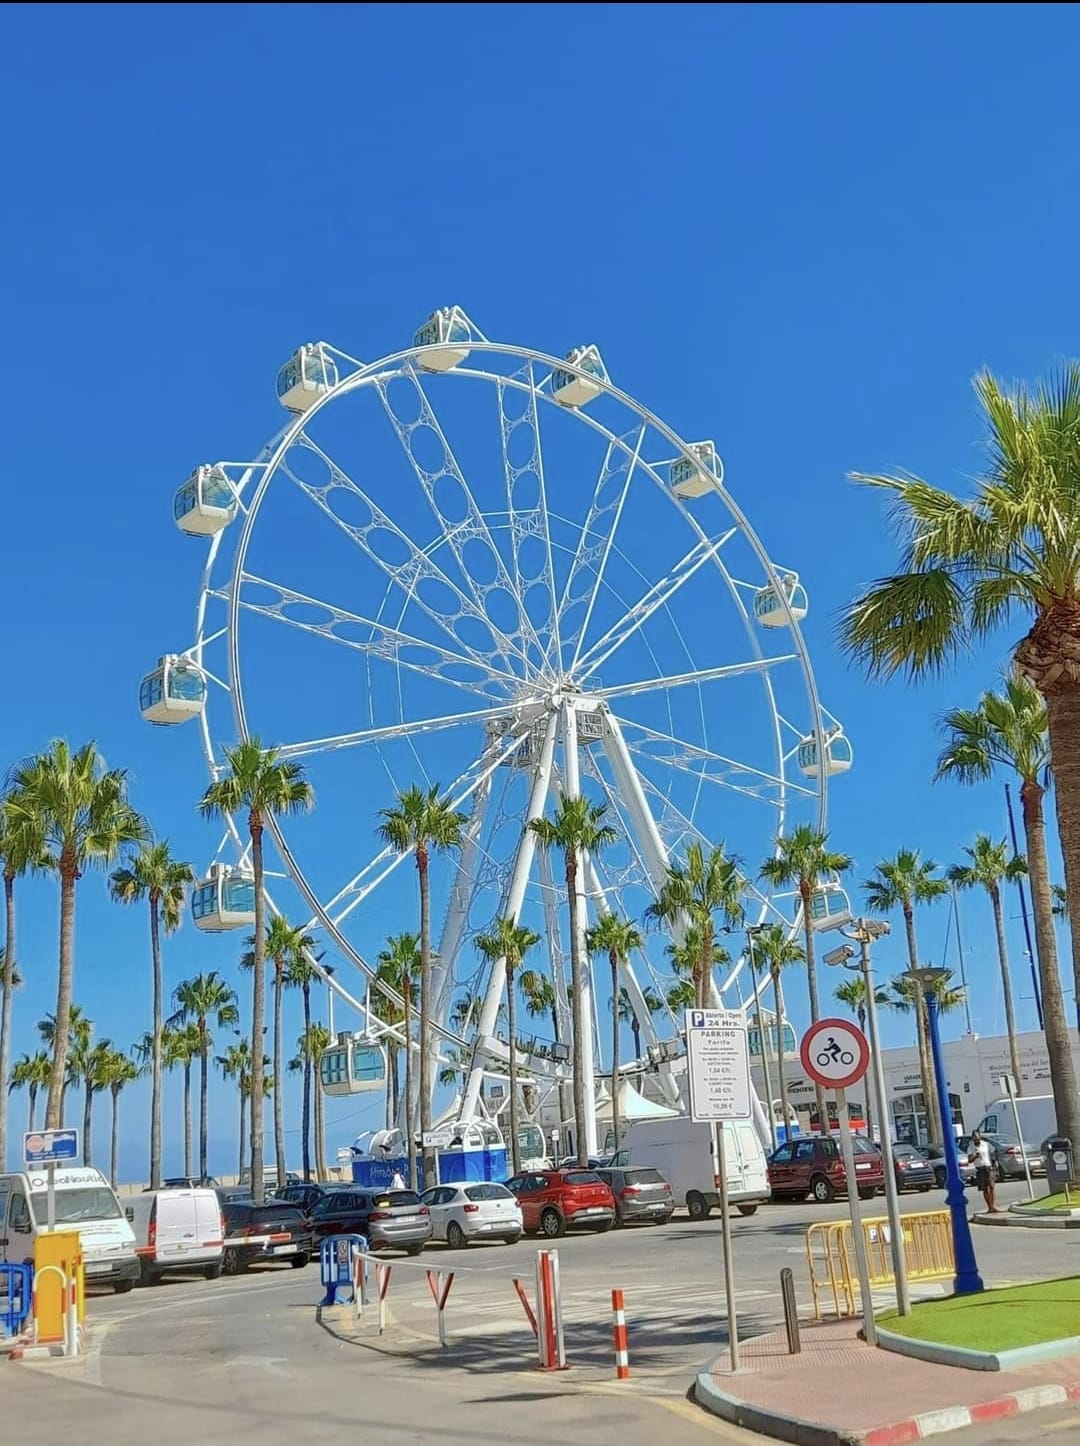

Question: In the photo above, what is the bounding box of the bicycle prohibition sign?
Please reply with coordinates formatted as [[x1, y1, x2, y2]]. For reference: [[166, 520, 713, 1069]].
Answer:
[[800, 1017, 870, 1091]]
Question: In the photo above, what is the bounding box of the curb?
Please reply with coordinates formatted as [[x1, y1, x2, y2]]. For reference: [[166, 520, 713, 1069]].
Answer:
[[694, 1367, 1080, 1446], [877, 1324, 1080, 1374], [973, 1211, 1080, 1230]]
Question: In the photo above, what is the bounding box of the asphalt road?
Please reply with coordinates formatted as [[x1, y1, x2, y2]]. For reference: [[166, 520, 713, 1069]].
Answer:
[[5, 1179, 1076, 1446]]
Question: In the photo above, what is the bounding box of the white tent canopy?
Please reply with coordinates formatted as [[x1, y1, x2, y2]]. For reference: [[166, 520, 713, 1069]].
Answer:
[[595, 1079, 679, 1122]]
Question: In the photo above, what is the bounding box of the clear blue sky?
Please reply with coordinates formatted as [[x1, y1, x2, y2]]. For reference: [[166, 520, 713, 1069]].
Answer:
[[3, 2, 1077, 1177]]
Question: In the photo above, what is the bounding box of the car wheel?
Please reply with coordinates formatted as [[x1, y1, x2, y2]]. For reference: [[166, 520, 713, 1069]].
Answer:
[[290, 1254, 309, 1268], [595, 1218, 613, 1233], [612, 1204, 624, 1229], [737, 1203, 758, 1217], [405, 1243, 425, 1257], [811, 1176, 835, 1204], [138, 1258, 157, 1287], [446, 1221, 466, 1250], [540, 1208, 565, 1239], [857, 1188, 876, 1200], [655, 1213, 673, 1226], [687, 1191, 710, 1221], [113, 1279, 135, 1294], [934, 1168, 946, 1188], [505, 1233, 522, 1245], [222, 1247, 245, 1276], [203, 1261, 223, 1280], [918, 1184, 932, 1193]]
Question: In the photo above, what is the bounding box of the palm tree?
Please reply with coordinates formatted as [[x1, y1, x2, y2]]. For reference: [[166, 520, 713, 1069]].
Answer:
[[947, 835, 1028, 1094], [0, 802, 43, 1173], [760, 826, 852, 1135], [293, 1024, 330, 1180], [475, 917, 540, 1174], [375, 933, 422, 1184], [840, 366, 1080, 1152], [109, 838, 193, 1190], [834, 975, 890, 1141], [1052, 883, 1069, 919], [647, 841, 745, 1010], [164, 1022, 201, 1179], [936, 681, 1080, 1148], [666, 977, 697, 1010], [173, 972, 238, 1181], [69, 1035, 112, 1169], [198, 738, 314, 1204], [217, 1040, 253, 1180], [745, 932, 778, 1149], [530, 794, 618, 1165], [100, 1048, 141, 1188], [585, 914, 643, 1155], [377, 786, 467, 1184], [284, 945, 321, 1181], [519, 968, 569, 1127], [9, 1050, 50, 1133], [616, 986, 663, 1061], [752, 925, 804, 1146], [863, 849, 949, 1143], [889, 967, 968, 1135], [38, 1004, 91, 1131], [242, 916, 314, 1190], [6, 740, 148, 1128]]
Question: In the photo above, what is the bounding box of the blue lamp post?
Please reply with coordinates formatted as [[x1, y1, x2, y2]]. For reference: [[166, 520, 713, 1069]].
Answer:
[[912, 967, 983, 1296]]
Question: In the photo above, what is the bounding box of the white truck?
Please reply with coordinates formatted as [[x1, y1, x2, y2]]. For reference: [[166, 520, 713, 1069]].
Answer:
[[125, 1187, 224, 1284], [619, 1115, 770, 1219], [0, 1165, 139, 1292]]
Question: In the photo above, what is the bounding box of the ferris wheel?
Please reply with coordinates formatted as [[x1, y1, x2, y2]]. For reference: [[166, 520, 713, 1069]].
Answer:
[[143, 307, 852, 1153]]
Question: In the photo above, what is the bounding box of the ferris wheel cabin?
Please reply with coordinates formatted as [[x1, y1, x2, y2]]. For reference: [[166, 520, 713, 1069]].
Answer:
[[319, 1036, 387, 1095], [191, 863, 257, 932], [173, 465, 238, 537], [551, 345, 607, 407], [754, 575, 809, 628], [670, 440, 721, 499], [139, 655, 207, 725], [797, 730, 853, 778], [809, 881, 853, 932], [413, 307, 471, 372], [276, 343, 337, 414]]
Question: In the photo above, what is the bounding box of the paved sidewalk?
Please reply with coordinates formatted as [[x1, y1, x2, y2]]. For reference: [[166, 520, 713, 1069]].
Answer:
[[694, 1319, 1080, 1446]]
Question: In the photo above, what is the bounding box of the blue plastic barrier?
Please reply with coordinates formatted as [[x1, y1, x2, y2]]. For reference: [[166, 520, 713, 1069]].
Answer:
[[318, 1233, 368, 1307], [0, 1263, 33, 1338]]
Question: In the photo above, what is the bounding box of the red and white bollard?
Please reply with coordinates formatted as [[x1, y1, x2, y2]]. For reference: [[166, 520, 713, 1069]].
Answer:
[[535, 1249, 566, 1370], [611, 1288, 630, 1380], [375, 1263, 392, 1335], [425, 1269, 455, 1349]]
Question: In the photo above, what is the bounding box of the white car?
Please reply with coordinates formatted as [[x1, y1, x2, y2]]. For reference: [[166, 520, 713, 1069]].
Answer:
[[421, 1182, 523, 1247]]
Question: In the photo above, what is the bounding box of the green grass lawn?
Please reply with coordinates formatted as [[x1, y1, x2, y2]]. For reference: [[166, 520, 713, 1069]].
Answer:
[[1013, 1191, 1078, 1212], [879, 1278, 1080, 1352]]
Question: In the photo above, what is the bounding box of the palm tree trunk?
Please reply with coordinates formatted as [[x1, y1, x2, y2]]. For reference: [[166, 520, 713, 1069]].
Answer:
[[238, 1075, 247, 1180], [417, 843, 434, 1189], [183, 1061, 192, 1178], [403, 980, 416, 1190], [273, 959, 286, 1191], [507, 961, 521, 1175], [566, 849, 588, 1167], [84, 1079, 93, 1166], [1045, 685, 1080, 1036], [800, 878, 831, 1135], [630, 1015, 641, 1060], [28, 1083, 37, 1134], [857, 1005, 873, 1141], [697, 924, 713, 1011], [609, 951, 621, 1154], [199, 1032, 209, 1183], [45, 858, 77, 1129], [110, 1084, 121, 1189], [902, 902, 941, 1143], [388, 1045, 398, 1132], [552, 1000, 571, 1138], [250, 815, 266, 1205], [301, 981, 313, 1182], [754, 970, 776, 1151], [989, 883, 1024, 1096], [0, 870, 17, 1172], [1021, 778, 1080, 1157], [314, 1074, 326, 1182], [773, 968, 790, 1144], [149, 892, 164, 1190]]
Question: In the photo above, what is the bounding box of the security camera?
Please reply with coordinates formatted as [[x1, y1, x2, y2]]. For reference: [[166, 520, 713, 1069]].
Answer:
[[823, 944, 855, 967]]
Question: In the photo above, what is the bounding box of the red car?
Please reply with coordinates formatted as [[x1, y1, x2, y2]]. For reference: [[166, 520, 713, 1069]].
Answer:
[[504, 1169, 616, 1237], [767, 1135, 884, 1203]]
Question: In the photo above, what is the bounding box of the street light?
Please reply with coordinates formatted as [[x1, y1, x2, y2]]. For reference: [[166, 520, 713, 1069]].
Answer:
[[910, 966, 983, 1296]]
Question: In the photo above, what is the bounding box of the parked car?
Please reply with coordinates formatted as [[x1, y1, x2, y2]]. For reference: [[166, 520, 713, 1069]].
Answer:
[[924, 1144, 980, 1188], [158, 1176, 221, 1189], [767, 1135, 884, 1203], [220, 1199, 313, 1274], [889, 1144, 935, 1193], [504, 1169, 615, 1237], [0, 1165, 139, 1293], [596, 1166, 674, 1226], [421, 1182, 522, 1247], [273, 1182, 342, 1213], [309, 1187, 431, 1254], [979, 1132, 1044, 1180], [126, 1187, 224, 1284]]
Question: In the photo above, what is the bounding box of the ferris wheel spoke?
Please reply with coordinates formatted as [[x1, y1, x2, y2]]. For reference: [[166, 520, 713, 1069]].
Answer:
[[574, 531, 738, 682], [373, 365, 546, 670], [593, 654, 795, 703], [232, 573, 514, 700], [276, 699, 532, 761], [615, 717, 816, 801], [623, 739, 784, 809], [282, 434, 525, 676], [558, 426, 646, 674]]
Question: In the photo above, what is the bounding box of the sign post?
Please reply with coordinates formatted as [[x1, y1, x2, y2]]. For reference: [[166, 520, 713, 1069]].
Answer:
[[24, 1130, 79, 1234], [685, 1008, 752, 1373], [999, 1074, 1035, 1200], [799, 1019, 876, 1346]]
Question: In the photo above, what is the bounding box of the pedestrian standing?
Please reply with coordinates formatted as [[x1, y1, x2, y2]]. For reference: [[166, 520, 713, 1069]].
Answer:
[[967, 1130, 998, 1214]]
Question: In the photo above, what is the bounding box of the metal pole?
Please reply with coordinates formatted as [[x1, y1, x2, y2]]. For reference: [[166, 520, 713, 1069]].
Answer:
[[46, 1161, 56, 1233], [1005, 1077, 1035, 1200], [924, 987, 983, 1295], [712, 1120, 740, 1372], [748, 930, 776, 1150], [834, 1087, 877, 1346], [859, 929, 910, 1314], [561, 701, 598, 1157], [1005, 782, 1043, 1028], [950, 886, 975, 1036]]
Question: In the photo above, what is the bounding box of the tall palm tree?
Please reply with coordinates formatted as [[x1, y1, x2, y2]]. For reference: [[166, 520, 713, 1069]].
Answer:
[[666, 978, 697, 1010], [834, 975, 890, 1142], [760, 826, 852, 1134], [217, 1039, 253, 1180], [0, 802, 43, 1172], [947, 835, 1028, 1094], [293, 1024, 330, 1180], [164, 1022, 201, 1179], [109, 838, 193, 1190], [375, 932, 422, 1185], [6, 740, 147, 1128], [38, 1004, 91, 1131], [889, 966, 968, 1129], [585, 914, 643, 1155], [936, 681, 1080, 1147], [863, 849, 949, 1143], [647, 841, 745, 1010], [530, 794, 618, 1165], [242, 917, 314, 1190], [840, 365, 1080, 1156], [745, 932, 778, 1149], [100, 1048, 141, 1189], [284, 945, 321, 1181], [519, 968, 569, 1128], [475, 917, 540, 1174], [9, 1050, 50, 1133], [69, 1035, 112, 1169], [199, 738, 314, 1204], [377, 786, 467, 1184], [616, 986, 664, 1061], [752, 925, 804, 1146], [173, 972, 238, 1181]]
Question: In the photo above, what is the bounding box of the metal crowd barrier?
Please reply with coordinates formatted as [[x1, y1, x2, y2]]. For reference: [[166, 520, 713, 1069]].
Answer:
[[806, 1209, 954, 1319]]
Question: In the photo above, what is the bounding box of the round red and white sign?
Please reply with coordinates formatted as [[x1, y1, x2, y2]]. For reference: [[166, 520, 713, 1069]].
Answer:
[[25, 1133, 44, 1154], [799, 1017, 870, 1089]]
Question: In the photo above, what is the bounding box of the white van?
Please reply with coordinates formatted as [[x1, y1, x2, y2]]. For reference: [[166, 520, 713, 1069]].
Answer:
[[620, 1116, 770, 1219], [125, 1188, 224, 1284], [0, 1165, 139, 1293], [976, 1094, 1058, 1147]]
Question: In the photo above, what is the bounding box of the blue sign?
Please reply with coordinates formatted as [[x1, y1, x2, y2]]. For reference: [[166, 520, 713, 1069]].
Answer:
[[23, 1129, 79, 1165]]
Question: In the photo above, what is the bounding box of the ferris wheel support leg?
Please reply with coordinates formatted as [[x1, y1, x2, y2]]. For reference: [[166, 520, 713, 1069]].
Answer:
[[537, 848, 574, 1133], [561, 701, 598, 1159], [460, 712, 559, 1124]]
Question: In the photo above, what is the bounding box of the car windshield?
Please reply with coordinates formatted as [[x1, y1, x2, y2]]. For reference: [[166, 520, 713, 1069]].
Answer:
[[852, 1137, 879, 1155], [32, 1187, 122, 1225]]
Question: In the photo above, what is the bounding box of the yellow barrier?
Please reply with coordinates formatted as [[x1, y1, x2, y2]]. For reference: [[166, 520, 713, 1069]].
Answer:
[[32, 1231, 83, 1343], [806, 1210, 954, 1319]]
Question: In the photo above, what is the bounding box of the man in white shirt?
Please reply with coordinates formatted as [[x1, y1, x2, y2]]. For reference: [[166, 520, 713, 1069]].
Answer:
[[967, 1131, 998, 1213]]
